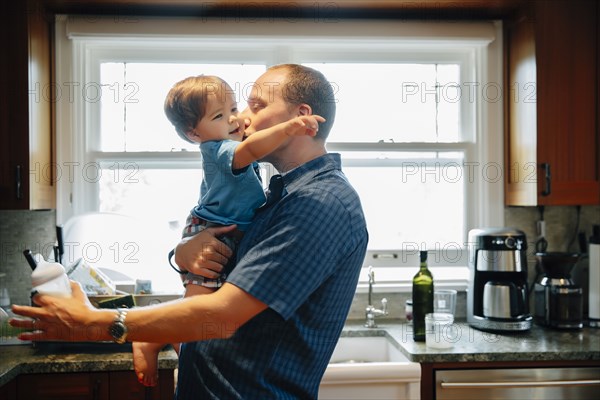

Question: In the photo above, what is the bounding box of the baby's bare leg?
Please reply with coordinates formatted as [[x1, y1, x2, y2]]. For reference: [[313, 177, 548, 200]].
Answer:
[[132, 342, 167, 387], [133, 283, 215, 386]]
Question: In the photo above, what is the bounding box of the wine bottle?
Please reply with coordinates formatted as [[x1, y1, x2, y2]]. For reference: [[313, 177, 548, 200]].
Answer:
[[412, 250, 434, 341]]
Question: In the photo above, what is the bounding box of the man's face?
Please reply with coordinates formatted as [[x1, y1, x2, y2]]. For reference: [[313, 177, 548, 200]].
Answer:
[[242, 69, 297, 137]]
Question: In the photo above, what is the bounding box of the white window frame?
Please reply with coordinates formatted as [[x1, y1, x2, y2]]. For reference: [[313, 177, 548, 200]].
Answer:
[[55, 16, 504, 291]]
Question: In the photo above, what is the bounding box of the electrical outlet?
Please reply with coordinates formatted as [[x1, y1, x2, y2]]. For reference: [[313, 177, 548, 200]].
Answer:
[[536, 220, 546, 237]]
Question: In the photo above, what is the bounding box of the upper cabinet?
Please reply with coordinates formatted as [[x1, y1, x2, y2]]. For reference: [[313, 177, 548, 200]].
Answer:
[[0, 1, 54, 210], [505, 0, 600, 206]]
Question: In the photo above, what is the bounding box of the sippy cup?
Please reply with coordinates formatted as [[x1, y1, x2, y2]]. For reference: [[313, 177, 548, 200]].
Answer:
[[30, 255, 72, 298]]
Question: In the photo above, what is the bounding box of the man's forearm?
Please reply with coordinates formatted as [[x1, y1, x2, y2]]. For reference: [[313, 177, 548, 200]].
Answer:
[[121, 284, 267, 343], [11, 284, 258, 343], [121, 295, 237, 343], [233, 121, 291, 169]]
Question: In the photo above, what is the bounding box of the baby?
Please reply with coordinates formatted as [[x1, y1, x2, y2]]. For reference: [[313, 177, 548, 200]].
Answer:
[[132, 75, 324, 386]]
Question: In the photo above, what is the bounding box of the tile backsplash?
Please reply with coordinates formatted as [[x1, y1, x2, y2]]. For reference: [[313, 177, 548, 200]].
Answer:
[[504, 205, 599, 254], [348, 204, 600, 322], [1, 205, 598, 316], [504, 205, 599, 296], [0, 210, 57, 306]]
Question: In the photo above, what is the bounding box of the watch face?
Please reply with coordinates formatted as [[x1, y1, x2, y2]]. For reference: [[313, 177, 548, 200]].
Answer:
[[110, 322, 126, 341]]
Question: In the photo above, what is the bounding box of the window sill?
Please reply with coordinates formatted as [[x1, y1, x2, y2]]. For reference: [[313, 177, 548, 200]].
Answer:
[[355, 266, 469, 294]]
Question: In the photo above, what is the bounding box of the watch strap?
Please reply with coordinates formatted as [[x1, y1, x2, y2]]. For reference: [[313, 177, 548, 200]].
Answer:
[[109, 308, 128, 344]]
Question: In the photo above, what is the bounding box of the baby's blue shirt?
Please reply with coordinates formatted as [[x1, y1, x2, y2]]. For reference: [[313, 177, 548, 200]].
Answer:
[[192, 140, 265, 230]]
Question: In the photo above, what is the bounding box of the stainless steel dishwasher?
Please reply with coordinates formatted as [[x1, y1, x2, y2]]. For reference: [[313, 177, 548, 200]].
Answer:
[[435, 367, 600, 399]]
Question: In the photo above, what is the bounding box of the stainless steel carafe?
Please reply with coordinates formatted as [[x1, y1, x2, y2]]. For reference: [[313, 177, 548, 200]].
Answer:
[[483, 281, 527, 319]]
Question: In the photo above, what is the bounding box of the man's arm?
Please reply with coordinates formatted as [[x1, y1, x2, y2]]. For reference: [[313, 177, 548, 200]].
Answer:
[[10, 281, 267, 343], [233, 115, 324, 169]]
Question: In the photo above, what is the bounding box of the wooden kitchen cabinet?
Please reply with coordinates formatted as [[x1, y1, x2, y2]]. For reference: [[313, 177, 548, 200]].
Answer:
[[0, 379, 16, 400], [0, 0, 55, 210], [12, 370, 174, 400], [17, 372, 110, 400], [109, 370, 175, 400], [505, 0, 600, 205]]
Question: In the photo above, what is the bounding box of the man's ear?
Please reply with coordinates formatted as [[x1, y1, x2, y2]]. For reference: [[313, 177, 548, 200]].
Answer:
[[298, 104, 312, 116]]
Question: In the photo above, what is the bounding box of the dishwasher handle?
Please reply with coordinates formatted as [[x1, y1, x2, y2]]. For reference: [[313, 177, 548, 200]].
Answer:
[[441, 379, 600, 389]]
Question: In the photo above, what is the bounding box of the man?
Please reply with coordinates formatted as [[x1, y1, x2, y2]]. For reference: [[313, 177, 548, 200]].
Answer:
[[11, 64, 368, 399]]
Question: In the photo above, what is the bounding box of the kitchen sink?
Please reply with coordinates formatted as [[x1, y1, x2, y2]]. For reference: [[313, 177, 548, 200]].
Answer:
[[328, 336, 410, 363], [319, 335, 421, 400]]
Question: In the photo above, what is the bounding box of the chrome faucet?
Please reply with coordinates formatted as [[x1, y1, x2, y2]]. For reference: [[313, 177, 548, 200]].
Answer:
[[365, 266, 388, 328]]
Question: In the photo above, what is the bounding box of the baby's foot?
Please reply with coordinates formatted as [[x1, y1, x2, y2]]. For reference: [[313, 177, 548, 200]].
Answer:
[[132, 341, 162, 387]]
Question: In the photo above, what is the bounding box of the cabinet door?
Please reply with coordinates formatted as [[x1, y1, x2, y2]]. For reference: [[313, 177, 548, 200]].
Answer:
[[535, 0, 599, 205], [17, 372, 109, 400], [0, 379, 17, 400], [435, 367, 600, 399], [506, 0, 600, 206], [15, 370, 174, 400], [0, 1, 29, 209], [0, 0, 54, 210], [109, 370, 174, 400]]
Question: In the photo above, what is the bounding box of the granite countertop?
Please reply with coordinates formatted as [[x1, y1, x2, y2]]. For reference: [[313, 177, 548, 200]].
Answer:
[[0, 342, 178, 387], [342, 320, 600, 364], [2, 321, 599, 387]]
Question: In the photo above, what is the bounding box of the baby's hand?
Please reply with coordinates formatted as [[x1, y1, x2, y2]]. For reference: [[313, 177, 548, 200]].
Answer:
[[286, 115, 326, 137], [235, 116, 248, 137]]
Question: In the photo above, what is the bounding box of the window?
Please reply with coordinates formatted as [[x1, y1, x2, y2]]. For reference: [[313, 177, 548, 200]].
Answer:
[[55, 17, 503, 292]]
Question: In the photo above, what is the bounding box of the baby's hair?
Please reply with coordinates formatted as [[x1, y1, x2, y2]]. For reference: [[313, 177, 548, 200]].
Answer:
[[164, 75, 228, 143]]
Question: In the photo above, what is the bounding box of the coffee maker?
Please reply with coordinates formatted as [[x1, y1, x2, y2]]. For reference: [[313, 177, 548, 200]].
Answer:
[[467, 228, 532, 332], [534, 252, 583, 329]]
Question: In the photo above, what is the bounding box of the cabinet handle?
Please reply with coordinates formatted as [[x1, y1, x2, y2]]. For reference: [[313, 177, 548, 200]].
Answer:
[[92, 378, 102, 400], [441, 379, 600, 389], [16, 165, 22, 200], [541, 163, 551, 196]]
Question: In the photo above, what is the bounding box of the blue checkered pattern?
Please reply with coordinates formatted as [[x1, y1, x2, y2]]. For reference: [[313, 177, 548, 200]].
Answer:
[[175, 154, 368, 399]]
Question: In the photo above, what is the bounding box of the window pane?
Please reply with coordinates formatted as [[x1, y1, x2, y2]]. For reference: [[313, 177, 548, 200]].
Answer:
[[99, 167, 202, 223], [98, 167, 202, 293], [436, 65, 461, 142], [342, 154, 465, 251], [100, 63, 266, 152], [97, 164, 270, 292], [304, 63, 461, 143]]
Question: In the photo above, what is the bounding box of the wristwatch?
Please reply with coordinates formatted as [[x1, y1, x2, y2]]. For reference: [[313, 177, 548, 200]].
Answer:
[[109, 308, 128, 344]]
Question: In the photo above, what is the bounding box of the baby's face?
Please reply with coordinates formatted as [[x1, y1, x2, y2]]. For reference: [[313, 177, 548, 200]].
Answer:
[[188, 88, 244, 143]]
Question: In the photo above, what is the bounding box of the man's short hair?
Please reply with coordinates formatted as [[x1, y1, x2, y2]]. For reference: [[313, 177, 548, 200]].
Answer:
[[270, 64, 337, 140]]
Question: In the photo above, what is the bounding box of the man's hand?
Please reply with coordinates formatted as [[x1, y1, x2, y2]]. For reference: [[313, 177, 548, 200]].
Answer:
[[285, 115, 325, 137], [175, 225, 236, 278], [10, 281, 106, 342]]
